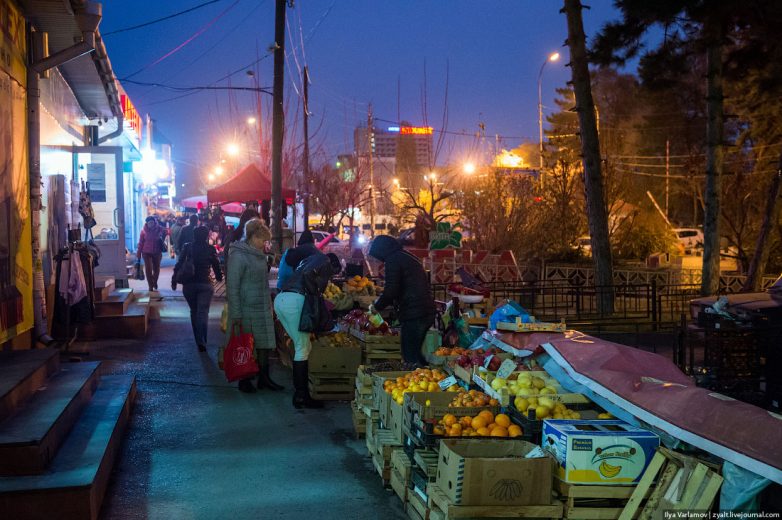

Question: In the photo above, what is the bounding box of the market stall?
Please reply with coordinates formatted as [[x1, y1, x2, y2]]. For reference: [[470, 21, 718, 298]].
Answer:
[[333, 300, 782, 518]]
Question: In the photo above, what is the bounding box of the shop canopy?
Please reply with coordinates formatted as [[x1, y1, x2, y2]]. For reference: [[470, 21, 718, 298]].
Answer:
[[180, 196, 243, 214], [533, 331, 782, 484], [207, 163, 295, 203]]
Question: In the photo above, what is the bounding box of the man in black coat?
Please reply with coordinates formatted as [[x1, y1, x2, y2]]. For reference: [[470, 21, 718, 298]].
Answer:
[[368, 235, 435, 365], [177, 214, 198, 252]]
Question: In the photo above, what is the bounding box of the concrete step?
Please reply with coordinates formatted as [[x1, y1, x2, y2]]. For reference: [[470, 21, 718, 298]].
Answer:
[[80, 303, 149, 340], [0, 349, 60, 423], [0, 362, 101, 475], [94, 289, 134, 317], [0, 375, 137, 520]]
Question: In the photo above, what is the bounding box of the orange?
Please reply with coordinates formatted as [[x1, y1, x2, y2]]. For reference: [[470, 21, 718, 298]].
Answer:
[[489, 398, 499, 406], [476, 427, 491, 437], [490, 426, 509, 437], [495, 413, 511, 428], [460, 416, 473, 428], [450, 424, 463, 436], [471, 416, 488, 430], [478, 410, 494, 423], [443, 414, 457, 427], [486, 423, 496, 430], [508, 425, 523, 438], [433, 426, 446, 436]]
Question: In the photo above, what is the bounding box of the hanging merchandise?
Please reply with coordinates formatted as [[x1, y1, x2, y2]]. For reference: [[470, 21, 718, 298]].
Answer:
[[78, 181, 96, 230]]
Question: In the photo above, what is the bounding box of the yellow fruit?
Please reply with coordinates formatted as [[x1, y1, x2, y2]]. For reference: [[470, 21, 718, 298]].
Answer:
[[514, 397, 529, 412], [425, 399, 431, 406], [495, 413, 511, 428], [508, 425, 523, 438], [490, 426, 509, 437], [538, 397, 556, 409], [471, 416, 488, 429], [443, 414, 457, 427], [450, 424, 463, 436], [433, 426, 445, 435], [478, 410, 494, 424], [532, 377, 545, 389], [535, 406, 551, 419], [599, 460, 622, 478], [460, 416, 473, 428], [447, 385, 460, 393], [477, 427, 491, 437]]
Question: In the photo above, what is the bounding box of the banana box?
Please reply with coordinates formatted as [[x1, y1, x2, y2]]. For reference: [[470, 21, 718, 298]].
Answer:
[[541, 420, 659, 485]]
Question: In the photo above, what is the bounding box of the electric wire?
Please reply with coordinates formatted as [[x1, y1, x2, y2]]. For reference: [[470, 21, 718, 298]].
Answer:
[[102, 0, 225, 36]]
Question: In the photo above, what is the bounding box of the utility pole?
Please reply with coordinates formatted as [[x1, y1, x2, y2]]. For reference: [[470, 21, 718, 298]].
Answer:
[[302, 66, 310, 230], [270, 0, 286, 253], [367, 104, 375, 237], [665, 139, 670, 217]]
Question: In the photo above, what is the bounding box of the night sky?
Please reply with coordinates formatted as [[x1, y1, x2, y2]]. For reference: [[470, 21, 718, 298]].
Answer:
[[100, 0, 626, 192]]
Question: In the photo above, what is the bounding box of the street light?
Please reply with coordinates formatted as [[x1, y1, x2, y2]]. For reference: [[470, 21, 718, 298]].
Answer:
[[247, 117, 257, 125], [226, 143, 240, 156], [463, 162, 476, 175], [538, 51, 560, 188], [208, 173, 215, 182], [215, 165, 225, 176]]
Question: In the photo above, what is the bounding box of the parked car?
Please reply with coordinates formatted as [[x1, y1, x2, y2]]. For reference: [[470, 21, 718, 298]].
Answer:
[[674, 228, 703, 252], [574, 236, 592, 255], [294, 230, 343, 245]]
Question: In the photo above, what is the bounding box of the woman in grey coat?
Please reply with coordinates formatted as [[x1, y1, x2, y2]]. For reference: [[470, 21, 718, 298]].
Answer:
[[225, 218, 283, 393]]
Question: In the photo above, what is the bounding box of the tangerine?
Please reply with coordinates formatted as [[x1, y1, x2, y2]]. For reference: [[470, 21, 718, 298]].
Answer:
[[450, 424, 463, 436], [476, 427, 491, 436], [508, 425, 523, 438], [460, 416, 473, 428], [495, 413, 511, 428], [478, 410, 494, 423], [490, 426, 509, 437], [443, 414, 457, 427], [471, 416, 488, 429]]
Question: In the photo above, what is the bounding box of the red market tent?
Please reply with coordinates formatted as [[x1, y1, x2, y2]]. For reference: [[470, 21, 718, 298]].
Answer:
[[180, 196, 244, 214], [207, 163, 295, 203]]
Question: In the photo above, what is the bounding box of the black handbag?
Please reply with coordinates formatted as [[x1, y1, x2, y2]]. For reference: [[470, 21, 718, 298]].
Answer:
[[173, 244, 196, 285], [298, 294, 333, 333]]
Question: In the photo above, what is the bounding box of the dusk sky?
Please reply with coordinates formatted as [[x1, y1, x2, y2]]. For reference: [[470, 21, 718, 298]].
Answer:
[[100, 0, 628, 190]]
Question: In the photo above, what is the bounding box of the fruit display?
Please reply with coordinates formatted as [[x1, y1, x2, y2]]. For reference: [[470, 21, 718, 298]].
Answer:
[[453, 348, 507, 370], [344, 275, 378, 296], [383, 367, 455, 404], [433, 346, 469, 357], [505, 372, 561, 396], [513, 395, 582, 420], [342, 309, 397, 336], [316, 331, 358, 348], [448, 389, 499, 408], [432, 411, 524, 438], [362, 361, 419, 375]]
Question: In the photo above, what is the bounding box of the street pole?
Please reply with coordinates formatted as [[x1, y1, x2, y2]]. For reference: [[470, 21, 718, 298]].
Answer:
[[368, 104, 375, 237], [537, 53, 559, 189], [271, 0, 286, 253], [302, 66, 310, 230], [665, 139, 670, 217]]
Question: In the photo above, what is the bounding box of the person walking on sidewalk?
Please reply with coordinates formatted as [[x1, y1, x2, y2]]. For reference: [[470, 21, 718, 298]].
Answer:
[[170, 216, 185, 257], [177, 214, 198, 253], [276, 251, 342, 409], [137, 216, 166, 292], [368, 235, 435, 365], [225, 218, 283, 394], [172, 226, 222, 352]]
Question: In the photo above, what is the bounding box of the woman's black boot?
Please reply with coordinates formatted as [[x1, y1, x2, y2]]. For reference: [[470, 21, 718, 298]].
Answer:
[[238, 378, 256, 393], [292, 360, 323, 409], [257, 351, 284, 390]]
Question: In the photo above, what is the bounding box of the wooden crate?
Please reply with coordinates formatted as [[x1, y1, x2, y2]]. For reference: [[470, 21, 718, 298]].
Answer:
[[351, 401, 366, 439], [407, 485, 431, 520], [427, 483, 564, 520], [555, 480, 642, 520], [372, 452, 391, 487], [309, 373, 355, 401], [374, 429, 404, 463], [619, 448, 723, 520], [365, 418, 378, 456], [413, 449, 439, 481], [391, 448, 412, 503]]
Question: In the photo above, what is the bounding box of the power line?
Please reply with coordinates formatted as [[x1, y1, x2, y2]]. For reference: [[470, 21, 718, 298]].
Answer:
[[121, 79, 272, 94], [102, 0, 225, 36]]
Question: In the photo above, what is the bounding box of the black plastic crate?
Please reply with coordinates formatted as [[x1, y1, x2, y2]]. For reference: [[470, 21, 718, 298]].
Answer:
[[503, 406, 542, 444]]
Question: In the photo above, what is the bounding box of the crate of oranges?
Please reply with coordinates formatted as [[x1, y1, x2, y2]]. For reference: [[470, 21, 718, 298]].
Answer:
[[410, 410, 525, 448], [404, 390, 500, 438]]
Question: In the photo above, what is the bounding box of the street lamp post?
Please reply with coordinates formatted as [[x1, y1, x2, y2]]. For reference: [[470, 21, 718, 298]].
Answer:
[[538, 52, 560, 189]]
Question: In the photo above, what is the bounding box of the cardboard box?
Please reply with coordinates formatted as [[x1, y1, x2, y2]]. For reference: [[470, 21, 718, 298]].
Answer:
[[436, 439, 552, 506], [371, 371, 410, 425], [541, 420, 660, 485], [308, 340, 362, 374], [388, 398, 405, 444]]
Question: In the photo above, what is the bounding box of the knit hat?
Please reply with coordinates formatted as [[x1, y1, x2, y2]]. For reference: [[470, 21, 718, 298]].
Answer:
[[298, 229, 314, 245]]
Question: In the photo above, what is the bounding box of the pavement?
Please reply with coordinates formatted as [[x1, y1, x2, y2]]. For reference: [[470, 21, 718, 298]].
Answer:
[[80, 264, 404, 520]]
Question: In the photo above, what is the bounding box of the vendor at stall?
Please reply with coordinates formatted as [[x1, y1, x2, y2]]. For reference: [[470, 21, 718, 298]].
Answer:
[[368, 235, 435, 365]]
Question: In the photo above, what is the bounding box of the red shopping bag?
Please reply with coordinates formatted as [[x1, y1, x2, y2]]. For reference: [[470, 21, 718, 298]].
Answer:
[[223, 323, 258, 382]]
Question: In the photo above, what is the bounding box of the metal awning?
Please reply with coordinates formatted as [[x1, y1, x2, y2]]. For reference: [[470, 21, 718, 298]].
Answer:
[[19, 0, 119, 122]]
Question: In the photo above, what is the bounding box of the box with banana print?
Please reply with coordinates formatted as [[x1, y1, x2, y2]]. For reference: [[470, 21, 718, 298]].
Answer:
[[541, 420, 659, 485]]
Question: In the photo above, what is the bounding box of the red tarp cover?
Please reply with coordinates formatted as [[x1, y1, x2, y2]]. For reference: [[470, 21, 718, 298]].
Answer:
[[541, 333, 782, 483], [207, 163, 295, 203]]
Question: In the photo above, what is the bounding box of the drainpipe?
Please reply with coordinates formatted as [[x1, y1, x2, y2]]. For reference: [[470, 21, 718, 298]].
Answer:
[[27, 2, 101, 345]]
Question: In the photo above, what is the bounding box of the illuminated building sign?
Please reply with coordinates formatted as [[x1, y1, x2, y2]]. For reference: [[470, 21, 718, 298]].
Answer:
[[120, 94, 142, 137], [387, 126, 400, 132], [400, 126, 433, 135]]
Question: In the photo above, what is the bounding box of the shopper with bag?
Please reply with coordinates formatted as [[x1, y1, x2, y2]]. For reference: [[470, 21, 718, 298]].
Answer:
[[225, 218, 282, 393], [172, 226, 222, 352], [276, 251, 342, 408], [136, 216, 165, 292], [368, 235, 435, 365]]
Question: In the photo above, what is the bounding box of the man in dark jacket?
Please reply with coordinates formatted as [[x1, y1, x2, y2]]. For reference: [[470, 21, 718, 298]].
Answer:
[[177, 214, 198, 252], [368, 235, 435, 365]]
